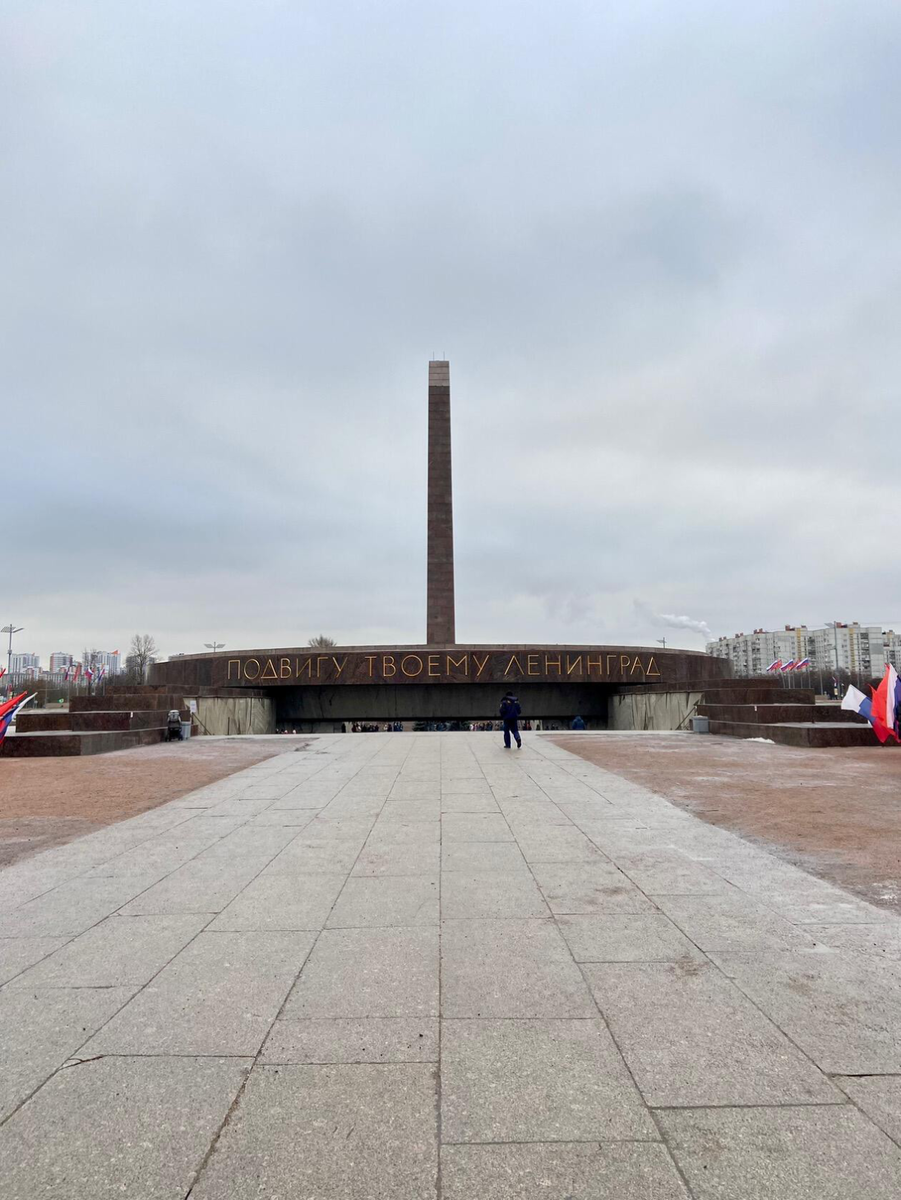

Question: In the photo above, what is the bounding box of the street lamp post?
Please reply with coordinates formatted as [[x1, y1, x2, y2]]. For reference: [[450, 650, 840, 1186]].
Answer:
[[204, 642, 225, 654], [2, 624, 24, 688]]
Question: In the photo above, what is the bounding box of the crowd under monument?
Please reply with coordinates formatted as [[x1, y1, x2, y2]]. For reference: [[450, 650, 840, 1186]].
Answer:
[[150, 361, 728, 731]]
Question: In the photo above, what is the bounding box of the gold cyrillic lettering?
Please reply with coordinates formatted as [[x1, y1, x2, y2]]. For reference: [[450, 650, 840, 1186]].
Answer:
[[401, 654, 423, 677], [382, 654, 396, 677], [333, 656, 346, 676], [427, 654, 440, 677], [504, 655, 524, 676], [279, 657, 292, 678], [544, 655, 562, 674], [296, 657, 312, 678], [620, 655, 631, 672], [365, 655, 377, 677], [446, 654, 469, 674], [473, 653, 490, 677], [630, 656, 645, 675], [227, 658, 241, 681], [647, 655, 661, 676], [587, 655, 602, 674], [566, 655, 583, 676], [527, 653, 539, 675], [243, 658, 261, 680]]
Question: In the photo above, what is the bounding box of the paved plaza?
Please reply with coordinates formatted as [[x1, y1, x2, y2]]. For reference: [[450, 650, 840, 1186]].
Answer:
[[1, 733, 901, 1197]]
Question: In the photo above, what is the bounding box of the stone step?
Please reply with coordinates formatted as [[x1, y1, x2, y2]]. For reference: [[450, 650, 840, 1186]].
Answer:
[[707, 720, 895, 748], [16, 709, 175, 734], [699, 703, 866, 725], [2, 727, 166, 757]]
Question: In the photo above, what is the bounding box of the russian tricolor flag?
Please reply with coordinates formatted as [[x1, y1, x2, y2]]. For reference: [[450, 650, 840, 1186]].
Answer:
[[780, 660, 796, 672], [766, 659, 782, 672], [793, 658, 810, 670], [842, 665, 901, 743]]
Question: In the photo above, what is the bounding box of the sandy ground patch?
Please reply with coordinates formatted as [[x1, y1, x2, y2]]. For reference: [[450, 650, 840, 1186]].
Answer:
[[549, 733, 901, 914], [0, 738, 302, 868]]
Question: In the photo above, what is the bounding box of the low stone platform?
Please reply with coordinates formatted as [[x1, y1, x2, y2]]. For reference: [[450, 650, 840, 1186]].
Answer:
[[0, 733, 899, 1196]]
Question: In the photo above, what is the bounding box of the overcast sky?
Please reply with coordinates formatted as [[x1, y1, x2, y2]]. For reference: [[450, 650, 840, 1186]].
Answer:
[[4, 0, 901, 664]]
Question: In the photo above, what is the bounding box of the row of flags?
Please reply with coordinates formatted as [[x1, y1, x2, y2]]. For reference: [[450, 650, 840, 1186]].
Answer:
[[842, 664, 901, 744], [766, 658, 811, 672], [62, 663, 107, 682], [0, 692, 35, 748]]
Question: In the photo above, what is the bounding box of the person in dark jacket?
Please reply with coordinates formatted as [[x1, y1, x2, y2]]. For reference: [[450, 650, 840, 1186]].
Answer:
[[499, 691, 522, 749], [571, 715, 586, 730]]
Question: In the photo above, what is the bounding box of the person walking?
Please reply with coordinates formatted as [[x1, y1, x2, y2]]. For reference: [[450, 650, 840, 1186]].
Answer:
[[499, 691, 522, 749]]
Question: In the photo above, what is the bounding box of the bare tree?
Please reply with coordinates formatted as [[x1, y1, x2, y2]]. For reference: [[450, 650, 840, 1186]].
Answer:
[[308, 635, 337, 648], [128, 633, 158, 683]]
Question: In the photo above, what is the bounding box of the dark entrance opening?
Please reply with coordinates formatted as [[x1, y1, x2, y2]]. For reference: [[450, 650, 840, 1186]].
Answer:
[[274, 681, 614, 733]]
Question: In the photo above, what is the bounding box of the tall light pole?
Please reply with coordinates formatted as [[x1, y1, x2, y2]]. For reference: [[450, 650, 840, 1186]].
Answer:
[[2, 624, 23, 684], [204, 642, 225, 654]]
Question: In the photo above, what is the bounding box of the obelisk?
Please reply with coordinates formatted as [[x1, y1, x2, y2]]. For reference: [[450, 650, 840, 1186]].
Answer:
[[427, 359, 456, 645]]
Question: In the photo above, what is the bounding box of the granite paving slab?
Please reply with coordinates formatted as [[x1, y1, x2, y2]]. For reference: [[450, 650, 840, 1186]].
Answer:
[[531, 861, 655, 914], [0, 1055, 250, 1200], [557, 913, 704, 962], [441, 918, 596, 1018], [83, 930, 315, 1056], [441, 870, 549, 919], [583, 960, 840, 1106], [0, 985, 136, 1120], [614, 850, 735, 894], [442, 813, 515, 842], [0, 875, 163, 938], [441, 1017, 656, 1143], [807, 922, 901, 958], [191, 1064, 437, 1200], [0, 936, 68, 985], [709, 948, 901, 1073], [440, 1142, 690, 1199], [515, 824, 608, 862], [351, 842, 441, 876], [8, 913, 209, 987], [261, 1017, 439, 1063], [654, 892, 817, 952], [441, 841, 527, 872], [117, 854, 272, 915], [283, 926, 439, 1017], [327, 874, 438, 927], [263, 837, 363, 874], [835, 1074, 901, 1143], [209, 872, 345, 931], [660, 1105, 901, 1199]]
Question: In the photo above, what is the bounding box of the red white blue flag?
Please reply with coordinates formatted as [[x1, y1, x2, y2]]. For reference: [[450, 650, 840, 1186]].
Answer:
[[842, 665, 901, 743], [0, 691, 33, 748], [871, 664, 901, 744], [780, 660, 796, 671], [793, 658, 810, 670], [766, 660, 782, 672]]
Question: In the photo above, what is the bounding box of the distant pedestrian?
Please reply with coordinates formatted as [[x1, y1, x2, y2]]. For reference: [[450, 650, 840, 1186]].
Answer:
[[571, 715, 586, 730], [499, 691, 522, 749]]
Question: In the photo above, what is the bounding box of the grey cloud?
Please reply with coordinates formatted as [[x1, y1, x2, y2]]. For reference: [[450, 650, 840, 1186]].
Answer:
[[4, 0, 901, 661]]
